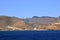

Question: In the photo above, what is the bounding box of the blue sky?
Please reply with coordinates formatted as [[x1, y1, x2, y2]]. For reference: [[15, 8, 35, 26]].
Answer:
[[0, 0, 60, 18]]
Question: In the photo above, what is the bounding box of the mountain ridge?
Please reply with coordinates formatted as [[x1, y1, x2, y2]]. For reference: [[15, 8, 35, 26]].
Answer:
[[0, 16, 60, 30]]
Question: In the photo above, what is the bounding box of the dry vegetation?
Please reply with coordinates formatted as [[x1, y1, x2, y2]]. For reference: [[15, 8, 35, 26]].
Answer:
[[0, 16, 60, 31]]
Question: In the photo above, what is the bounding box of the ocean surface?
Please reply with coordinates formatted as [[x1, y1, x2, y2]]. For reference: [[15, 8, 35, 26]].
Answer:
[[0, 30, 60, 40]]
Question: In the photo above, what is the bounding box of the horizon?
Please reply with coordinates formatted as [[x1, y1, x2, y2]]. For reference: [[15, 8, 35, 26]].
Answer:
[[0, 15, 60, 18], [0, 0, 60, 18]]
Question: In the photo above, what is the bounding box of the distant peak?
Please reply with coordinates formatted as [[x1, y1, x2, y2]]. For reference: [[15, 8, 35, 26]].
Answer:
[[32, 16, 39, 18], [32, 16, 56, 18]]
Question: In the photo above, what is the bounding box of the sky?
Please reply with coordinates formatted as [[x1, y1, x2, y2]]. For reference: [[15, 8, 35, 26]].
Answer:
[[0, 0, 60, 18]]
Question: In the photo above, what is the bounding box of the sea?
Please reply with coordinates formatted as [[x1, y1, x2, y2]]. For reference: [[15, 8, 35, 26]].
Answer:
[[0, 30, 60, 40]]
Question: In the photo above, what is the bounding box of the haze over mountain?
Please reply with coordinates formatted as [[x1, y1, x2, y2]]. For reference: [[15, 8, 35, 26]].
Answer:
[[24, 16, 58, 25], [0, 16, 60, 30]]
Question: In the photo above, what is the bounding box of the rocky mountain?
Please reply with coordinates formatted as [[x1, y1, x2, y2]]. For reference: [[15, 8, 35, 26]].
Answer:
[[24, 16, 57, 26], [24, 16, 60, 30], [0, 16, 60, 31], [0, 16, 31, 31]]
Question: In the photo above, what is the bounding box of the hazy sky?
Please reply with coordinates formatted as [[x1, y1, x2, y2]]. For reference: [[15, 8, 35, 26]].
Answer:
[[0, 0, 60, 18]]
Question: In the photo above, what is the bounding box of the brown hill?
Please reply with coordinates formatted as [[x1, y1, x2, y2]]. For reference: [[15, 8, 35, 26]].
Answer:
[[0, 16, 30, 31], [0, 16, 60, 30]]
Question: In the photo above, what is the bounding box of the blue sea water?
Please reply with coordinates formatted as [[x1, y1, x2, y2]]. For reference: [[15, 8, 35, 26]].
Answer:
[[0, 30, 60, 40]]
